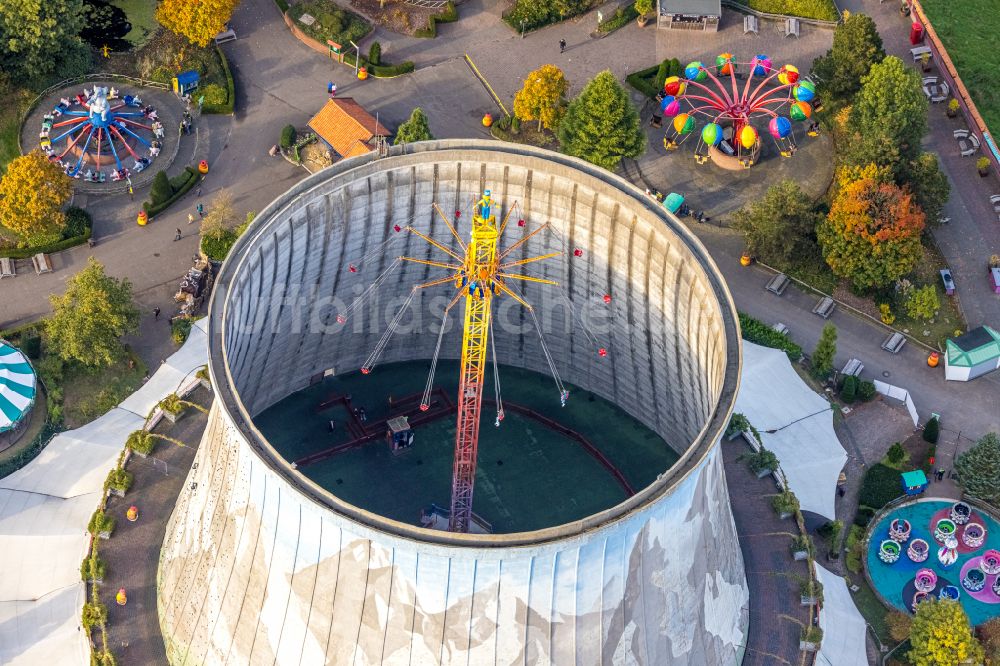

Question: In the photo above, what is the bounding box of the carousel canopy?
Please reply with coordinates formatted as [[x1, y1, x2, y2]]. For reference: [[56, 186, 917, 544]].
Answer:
[[0, 341, 36, 433]]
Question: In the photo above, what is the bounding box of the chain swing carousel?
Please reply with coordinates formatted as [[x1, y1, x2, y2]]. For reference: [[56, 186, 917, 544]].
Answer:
[[659, 54, 816, 170]]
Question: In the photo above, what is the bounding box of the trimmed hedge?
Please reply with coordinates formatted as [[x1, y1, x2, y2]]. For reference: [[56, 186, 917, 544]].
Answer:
[[143, 167, 199, 217], [202, 46, 235, 115], [738, 312, 803, 361], [414, 2, 459, 38], [370, 61, 415, 78], [598, 2, 639, 33], [0, 421, 59, 479], [625, 64, 661, 99], [0, 229, 92, 259]]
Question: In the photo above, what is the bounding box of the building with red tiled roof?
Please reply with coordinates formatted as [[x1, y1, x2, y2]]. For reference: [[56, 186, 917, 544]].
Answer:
[[307, 98, 391, 160]]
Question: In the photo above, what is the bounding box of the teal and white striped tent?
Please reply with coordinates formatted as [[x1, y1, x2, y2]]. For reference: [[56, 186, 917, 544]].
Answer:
[[0, 341, 37, 433]]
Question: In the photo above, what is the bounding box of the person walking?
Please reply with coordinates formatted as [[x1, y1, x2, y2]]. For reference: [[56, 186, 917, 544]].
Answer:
[[153, 307, 161, 320], [559, 39, 566, 53], [187, 212, 195, 224], [197, 203, 204, 217], [174, 228, 182, 241]]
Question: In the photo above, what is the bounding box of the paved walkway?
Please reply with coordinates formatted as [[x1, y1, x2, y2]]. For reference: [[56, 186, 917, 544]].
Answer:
[[100, 388, 209, 664], [722, 437, 811, 666]]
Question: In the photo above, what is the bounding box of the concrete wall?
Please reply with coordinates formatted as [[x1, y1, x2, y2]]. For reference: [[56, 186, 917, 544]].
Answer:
[[158, 142, 747, 664]]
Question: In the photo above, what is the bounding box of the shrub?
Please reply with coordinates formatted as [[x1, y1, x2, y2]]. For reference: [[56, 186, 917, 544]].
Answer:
[[20, 336, 41, 359], [80, 554, 106, 581], [202, 46, 236, 114], [978, 156, 991, 171], [200, 227, 239, 260], [730, 0, 839, 21], [171, 317, 193, 344], [370, 60, 415, 77], [738, 312, 803, 361], [802, 626, 824, 644], [801, 578, 824, 602], [821, 519, 843, 555], [886, 442, 906, 466], [597, 2, 639, 32], [510, 115, 521, 133], [127, 430, 154, 455], [887, 610, 912, 642], [772, 490, 799, 516], [63, 206, 92, 239], [414, 1, 458, 37], [845, 524, 865, 573], [840, 374, 858, 402], [81, 600, 108, 629], [280, 125, 296, 150], [726, 413, 751, 438], [747, 449, 779, 475], [859, 463, 903, 509], [201, 83, 228, 107], [87, 509, 115, 536], [854, 505, 876, 527], [151, 171, 173, 205], [105, 468, 133, 493], [923, 416, 939, 443], [625, 64, 661, 99], [791, 534, 813, 556], [858, 380, 876, 402], [143, 167, 200, 217], [654, 60, 670, 92], [879, 302, 895, 325], [368, 41, 381, 65]]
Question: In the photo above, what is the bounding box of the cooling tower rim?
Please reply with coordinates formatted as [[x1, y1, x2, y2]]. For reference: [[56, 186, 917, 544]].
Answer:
[[207, 140, 742, 549]]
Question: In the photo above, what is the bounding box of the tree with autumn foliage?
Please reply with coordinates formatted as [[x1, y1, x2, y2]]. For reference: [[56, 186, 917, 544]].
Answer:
[[156, 0, 240, 47], [513, 64, 569, 132], [908, 599, 984, 666], [818, 174, 924, 291], [0, 150, 73, 246]]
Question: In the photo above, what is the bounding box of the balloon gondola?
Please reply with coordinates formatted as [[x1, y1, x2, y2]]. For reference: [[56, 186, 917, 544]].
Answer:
[[660, 54, 814, 168]]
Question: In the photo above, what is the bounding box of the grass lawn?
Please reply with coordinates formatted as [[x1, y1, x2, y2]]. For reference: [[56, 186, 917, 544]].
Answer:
[[111, 0, 160, 48], [0, 89, 33, 175], [62, 353, 147, 428], [920, 0, 1000, 137], [847, 574, 895, 647], [288, 1, 372, 47]]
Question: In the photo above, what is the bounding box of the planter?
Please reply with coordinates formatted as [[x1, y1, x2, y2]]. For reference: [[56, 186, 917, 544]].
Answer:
[[636, 16, 649, 27], [800, 641, 819, 653], [132, 450, 147, 459], [98, 530, 111, 540], [793, 550, 810, 561], [755, 468, 774, 479], [779, 511, 793, 520], [979, 167, 990, 177], [162, 408, 182, 423], [801, 596, 818, 606], [946, 108, 957, 118], [199, 378, 212, 391], [108, 487, 125, 498]]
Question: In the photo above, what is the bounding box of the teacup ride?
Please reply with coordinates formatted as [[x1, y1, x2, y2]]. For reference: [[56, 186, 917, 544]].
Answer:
[[907, 538, 930, 563], [951, 501, 972, 525], [889, 518, 912, 543], [911, 590, 930, 612], [939, 536, 959, 568], [982, 549, 1000, 575], [963, 567, 986, 592], [938, 585, 961, 601], [962, 522, 986, 548], [935, 518, 957, 543], [879, 539, 901, 564]]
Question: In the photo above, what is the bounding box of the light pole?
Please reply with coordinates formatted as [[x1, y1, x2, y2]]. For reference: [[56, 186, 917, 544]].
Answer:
[[520, 19, 526, 39], [349, 40, 360, 77]]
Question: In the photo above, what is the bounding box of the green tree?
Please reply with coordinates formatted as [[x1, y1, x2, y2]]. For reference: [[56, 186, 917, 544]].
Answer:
[[558, 70, 645, 170], [844, 56, 928, 173], [812, 323, 837, 378], [0, 0, 87, 81], [393, 107, 434, 145], [818, 174, 924, 291], [811, 13, 885, 102], [0, 151, 74, 246], [46, 258, 140, 368], [905, 152, 950, 223], [513, 64, 569, 132], [923, 416, 939, 444], [150, 171, 173, 206], [905, 284, 939, 321], [732, 180, 818, 265], [156, 0, 239, 47], [955, 433, 1000, 503], [908, 598, 984, 666]]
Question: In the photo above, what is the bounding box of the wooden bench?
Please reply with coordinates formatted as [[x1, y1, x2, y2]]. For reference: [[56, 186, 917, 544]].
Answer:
[[743, 14, 759, 35], [841, 358, 864, 377], [766, 273, 789, 296], [31, 253, 52, 275], [910, 46, 932, 62], [812, 296, 835, 319], [881, 332, 906, 354], [785, 18, 800, 38], [0, 257, 14, 279]]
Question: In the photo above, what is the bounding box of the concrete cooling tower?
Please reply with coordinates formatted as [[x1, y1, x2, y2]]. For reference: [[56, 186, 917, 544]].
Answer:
[[158, 140, 748, 665]]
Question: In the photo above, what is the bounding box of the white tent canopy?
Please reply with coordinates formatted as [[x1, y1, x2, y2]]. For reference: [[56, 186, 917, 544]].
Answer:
[[735, 342, 848, 520], [814, 563, 868, 666], [0, 320, 209, 665]]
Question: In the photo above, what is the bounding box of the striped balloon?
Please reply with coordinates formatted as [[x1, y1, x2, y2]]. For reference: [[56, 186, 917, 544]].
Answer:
[[660, 95, 680, 117], [684, 62, 707, 82], [701, 123, 723, 146], [793, 81, 816, 102], [790, 101, 813, 121], [769, 116, 792, 139], [663, 76, 685, 96], [673, 113, 695, 134], [778, 64, 800, 86], [752, 55, 772, 77], [0, 342, 36, 433], [715, 53, 736, 76]]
